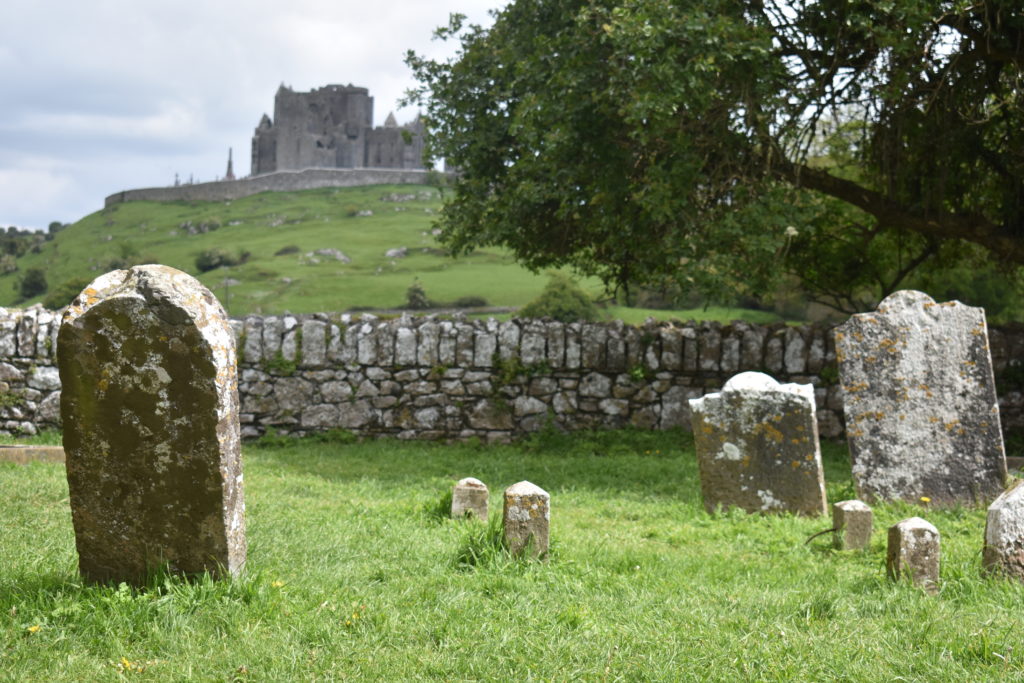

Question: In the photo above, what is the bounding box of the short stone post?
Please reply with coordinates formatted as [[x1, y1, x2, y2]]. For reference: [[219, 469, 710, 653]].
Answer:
[[983, 480, 1024, 580], [832, 500, 873, 550], [58, 265, 246, 585], [886, 517, 940, 594], [451, 477, 488, 520], [503, 481, 549, 558]]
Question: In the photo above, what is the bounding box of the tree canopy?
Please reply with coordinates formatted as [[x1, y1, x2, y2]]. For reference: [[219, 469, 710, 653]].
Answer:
[[406, 0, 1024, 309]]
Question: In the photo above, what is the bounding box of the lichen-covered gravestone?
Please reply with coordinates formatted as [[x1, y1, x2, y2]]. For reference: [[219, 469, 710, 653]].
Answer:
[[835, 290, 1006, 506], [58, 265, 245, 584], [886, 517, 940, 594], [451, 477, 488, 520], [689, 372, 827, 516], [832, 500, 872, 551], [503, 481, 549, 558], [982, 479, 1024, 580]]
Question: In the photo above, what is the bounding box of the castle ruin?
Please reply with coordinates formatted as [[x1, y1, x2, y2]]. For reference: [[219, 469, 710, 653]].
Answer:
[[251, 84, 426, 175]]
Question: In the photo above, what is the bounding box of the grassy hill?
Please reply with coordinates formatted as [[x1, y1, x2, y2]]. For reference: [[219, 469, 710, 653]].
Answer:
[[1, 184, 783, 324]]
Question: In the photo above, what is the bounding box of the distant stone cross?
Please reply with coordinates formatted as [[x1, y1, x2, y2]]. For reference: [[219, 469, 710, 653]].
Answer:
[[835, 290, 1006, 506], [58, 265, 246, 584]]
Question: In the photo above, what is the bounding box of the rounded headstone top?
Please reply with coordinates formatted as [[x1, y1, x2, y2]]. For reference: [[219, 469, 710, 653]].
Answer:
[[723, 372, 780, 392], [456, 477, 487, 489], [876, 290, 936, 313], [505, 480, 549, 498], [892, 516, 938, 534], [834, 499, 871, 512]]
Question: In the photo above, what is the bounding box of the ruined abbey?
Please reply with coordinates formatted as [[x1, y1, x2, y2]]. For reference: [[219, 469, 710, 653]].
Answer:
[[250, 84, 426, 174]]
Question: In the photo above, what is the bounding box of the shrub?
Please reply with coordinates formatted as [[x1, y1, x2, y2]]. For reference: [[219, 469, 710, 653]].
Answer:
[[44, 276, 92, 309], [18, 268, 47, 299], [518, 273, 599, 322], [452, 296, 488, 308], [195, 248, 251, 273], [405, 280, 433, 309], [274, 245, 300, 256]]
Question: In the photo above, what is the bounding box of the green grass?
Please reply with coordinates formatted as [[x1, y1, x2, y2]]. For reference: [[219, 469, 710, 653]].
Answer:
[[2, 429, 1022, 680], [3, 185, 785, 325]]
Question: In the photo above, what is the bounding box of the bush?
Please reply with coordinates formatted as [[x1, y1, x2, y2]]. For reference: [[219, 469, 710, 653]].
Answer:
[[18, 268, 48, 299], [518, 273, 599, 322], [195, 248, 251, 273], [452, 296, 488, 308], [44, 276, 92, 309], [405, 280, 433, 309], [274, 245, 300, 256]]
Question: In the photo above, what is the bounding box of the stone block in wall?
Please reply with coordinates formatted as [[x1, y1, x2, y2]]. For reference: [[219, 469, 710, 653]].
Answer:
[[339, 399, 375, 428], [565, 323, 582, 369], [300, 320, 327, 368], [36, 391, 61, 425], [682, 327, 698, 372], [282, 328, 299, 362], [474, 328, 497, 367], [438, 321, 457, 366], [28, 366, 60, 391], [552, 391, 577, 414], [357, 323, 378, 365], [606, 324, 627, 372], [990, 327, 1008, 373], [521, 322, 546, 365], [631, 404, 660, 430], [0, 315, 15, 357], [698, 322, 722, 372], [34, 310, 54, 360], [580, 371, 612, 397], [497, 321, 520, 361], [262, 316, 282, 358], [784, 327, 807, 374], [468, 398, 514, 430], [581, 324, 606, 368], [16, 311, 36, 358], [301, 404, 340, 428], [454, 322, 475, 366], [660, 386, 703, 429], [395, 327, 417, 365], [372, 323, 393, 366], [661, 326, 682, 371], [765, 329, 785, 374], [243, 317, 264, 366], [624, 325, 643, 369], [514, 396, 547, 416], [546, 322, 565, 369], [738, 322, 765, 371], [418, 321, 440, 367], [806, 328, 827, 373], [720, 329, 740, 374]]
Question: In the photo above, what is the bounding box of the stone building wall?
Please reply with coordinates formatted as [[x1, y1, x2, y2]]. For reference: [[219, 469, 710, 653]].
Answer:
[[104, 168, 445, 208], [3, 305, 1023, 442]]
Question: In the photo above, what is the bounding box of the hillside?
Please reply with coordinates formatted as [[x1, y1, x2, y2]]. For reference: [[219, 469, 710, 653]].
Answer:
[[1, 184, 784, 324]]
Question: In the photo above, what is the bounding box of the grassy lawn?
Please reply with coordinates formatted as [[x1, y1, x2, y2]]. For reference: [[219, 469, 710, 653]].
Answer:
[[2, 430, 1020, 680]]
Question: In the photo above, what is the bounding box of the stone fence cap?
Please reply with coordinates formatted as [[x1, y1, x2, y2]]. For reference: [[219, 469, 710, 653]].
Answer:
[[505, 481, 549, 498], [893, 516, 938, 534]]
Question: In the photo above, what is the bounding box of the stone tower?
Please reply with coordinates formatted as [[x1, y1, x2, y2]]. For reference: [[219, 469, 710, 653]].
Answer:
[[224, 148, 235, 181], [250, 84, 426, 175]]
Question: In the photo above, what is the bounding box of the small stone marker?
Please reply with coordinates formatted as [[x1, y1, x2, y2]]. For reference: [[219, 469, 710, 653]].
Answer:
[[451, 477, 488, 520], [983, 479, 1024, 580], [689, 371, 827, 516], [503, 481, 549, 558], [886, 517, 940, 594], [832, 500, 872, 550], [835, 290, 1006, 506], [58, 265, 246, 584]]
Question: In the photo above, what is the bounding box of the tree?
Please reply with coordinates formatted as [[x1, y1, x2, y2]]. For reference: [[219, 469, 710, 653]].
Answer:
[[18, 268, 47, 300], [406, 1, 1024, 306]]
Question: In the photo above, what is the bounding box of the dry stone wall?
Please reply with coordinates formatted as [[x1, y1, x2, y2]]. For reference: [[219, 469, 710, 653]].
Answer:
[[3, 305, 1023, 442]]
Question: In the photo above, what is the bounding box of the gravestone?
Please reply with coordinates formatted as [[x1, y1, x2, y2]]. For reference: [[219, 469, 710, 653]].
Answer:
[[886, 517, 940, 594], [503, 481, 549, 558], [58, 265, 246, 584], [835, 290, 1006, 506], [689, 372, 827, 516], [983, 479, 1024, 580], [832, 500, 872, 550], [451, 477, 488, 520]]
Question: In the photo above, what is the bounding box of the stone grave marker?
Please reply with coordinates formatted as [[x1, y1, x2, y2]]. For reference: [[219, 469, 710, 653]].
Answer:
[[503, 481, 549, 558], [689, 371, 827, 516], [983, 479, 1024, 580], [886, 517, 940, 594], [832, 500, 872, 550], [58, 265, 246, 584], [451, 477, 488, 520], [835, 290, 1006, 506]]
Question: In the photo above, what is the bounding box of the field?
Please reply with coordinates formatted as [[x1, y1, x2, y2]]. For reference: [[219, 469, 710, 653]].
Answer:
[[2, 429, 1023, 681], [0, 185, 784, 325]]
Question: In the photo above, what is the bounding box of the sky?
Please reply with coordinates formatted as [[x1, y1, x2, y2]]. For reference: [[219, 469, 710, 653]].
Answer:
[[0, 0, 501, 231]]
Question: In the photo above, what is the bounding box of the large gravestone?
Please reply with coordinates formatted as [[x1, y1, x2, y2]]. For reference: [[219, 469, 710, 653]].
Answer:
[[58, 265, 246, 584], [689, 372, 827, 516], [835, 290, 1006, 506], [983, 479, 1024, 580]]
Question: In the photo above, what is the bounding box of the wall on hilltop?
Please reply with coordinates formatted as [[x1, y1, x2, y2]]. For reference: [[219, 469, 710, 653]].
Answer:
[[104, 168, 444, 208], [2, 305, 1023, 443]]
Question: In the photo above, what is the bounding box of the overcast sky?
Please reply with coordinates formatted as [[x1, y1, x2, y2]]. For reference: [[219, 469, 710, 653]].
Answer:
[[0, 0, 500, 230]]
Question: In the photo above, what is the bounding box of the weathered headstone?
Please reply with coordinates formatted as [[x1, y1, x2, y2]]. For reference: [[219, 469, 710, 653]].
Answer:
[[983, 479, 1024, 580], [886, 517, 940, 594], [832, 500, 872, 550], [58, 265, 246, 584], [689, 372, 827, 516], [835, 290, 1006, 506], [503, 481, 549, 558], [451, 477, 488, 520]]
